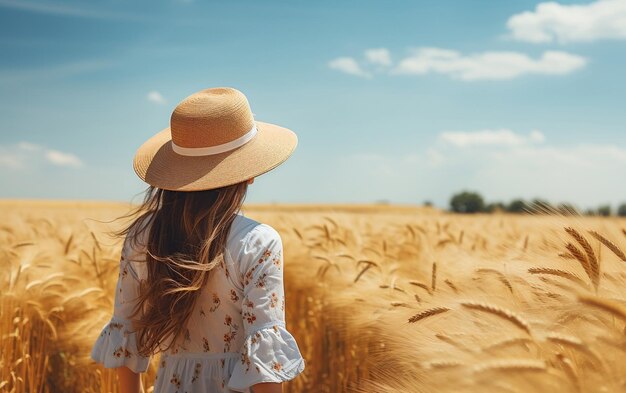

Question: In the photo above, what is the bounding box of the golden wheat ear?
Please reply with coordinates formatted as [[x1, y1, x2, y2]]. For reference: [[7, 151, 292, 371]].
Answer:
[[588, 231, 626, 262], [407, 307, 450, 323], [527, 267, 587, 288], [461, 301, 532, 335]]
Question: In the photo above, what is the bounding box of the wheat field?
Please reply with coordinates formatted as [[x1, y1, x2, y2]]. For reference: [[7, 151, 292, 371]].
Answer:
[[2, 200, 626, 392]]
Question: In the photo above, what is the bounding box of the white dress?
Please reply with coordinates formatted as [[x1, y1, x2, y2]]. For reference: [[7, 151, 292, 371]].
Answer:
[[91, 212, 305, 392]]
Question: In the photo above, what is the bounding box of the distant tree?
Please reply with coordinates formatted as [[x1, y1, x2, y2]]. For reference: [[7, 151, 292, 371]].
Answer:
[[423, 200, 433, 207], [450, 191, 485, 213], [557, 203, 578, 216], [584, 208, 597, 216], [485, 202, 506, 213], [507, 199, 528, 214], [597, 205, 612, 217], [618, 203, 626, 217]]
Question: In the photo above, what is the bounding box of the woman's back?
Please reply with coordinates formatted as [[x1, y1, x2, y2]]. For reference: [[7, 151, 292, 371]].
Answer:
[[91, 86, 303, 392], [92, 212, 305, 392]]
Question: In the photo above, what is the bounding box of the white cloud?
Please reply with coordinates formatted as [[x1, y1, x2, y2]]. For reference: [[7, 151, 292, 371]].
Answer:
[[328, 57, 372, 78], [45, 149, 83, 167], [0, 142, 83, 169], [440, 129, 546, 147], [365, 48, 392, 66], [331, 140, 626, 208], [331, 47, 586, 81], [393, 48, 587, 81], [0, 154, 22, 169], [529, 130, 546, 143], [147, 90, 167, 105], [17, 141, 41, 151], [507, 0, 626, 43]]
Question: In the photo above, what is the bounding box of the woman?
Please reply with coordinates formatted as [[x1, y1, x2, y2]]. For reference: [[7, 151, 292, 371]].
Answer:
[[91, 87, 305, 393]]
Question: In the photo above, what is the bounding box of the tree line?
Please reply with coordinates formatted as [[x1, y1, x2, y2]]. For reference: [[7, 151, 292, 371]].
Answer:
[[445, 191, 626, 216]]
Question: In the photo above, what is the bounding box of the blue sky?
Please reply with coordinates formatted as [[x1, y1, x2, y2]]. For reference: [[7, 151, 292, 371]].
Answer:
[[0, 0, 625, 209]]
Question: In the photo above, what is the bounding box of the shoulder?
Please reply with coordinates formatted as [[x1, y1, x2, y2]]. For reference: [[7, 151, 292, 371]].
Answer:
[[228, 213, 282, 249], [121, 213, 153, 279], [227, 213, 282, 271], [124, 215, 151, 255]]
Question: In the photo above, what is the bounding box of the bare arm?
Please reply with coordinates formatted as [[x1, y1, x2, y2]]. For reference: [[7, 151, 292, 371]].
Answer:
[[251, 382, 282, 393], [117, 366, 144, 393]]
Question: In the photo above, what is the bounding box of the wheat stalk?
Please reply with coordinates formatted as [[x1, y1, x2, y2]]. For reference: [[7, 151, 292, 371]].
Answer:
[[555, 353, 580, 393], [354, 264, 373, 283], [444, 279, 458, 293], [435, 333, 474, 353], [13, 242, 34, 249], [565, 242, 599, 290], [523, 235, 529, 251], [424, 360, 463, 369], [63, 234, 73, 255], [588, 231, 626, 262], [407, 307, 450, 323], [474, 359, 546, 373], [565, 227, 599, 290], [475, 269, 514, 293], [461, 301, 531, 335], [431, 262, 437, 292], [579, 294, 626, 320], [482, 337, 534, 353], [546, 333, 601, 363], [408, 280, 433, 295], [527, 267, 587, 287]]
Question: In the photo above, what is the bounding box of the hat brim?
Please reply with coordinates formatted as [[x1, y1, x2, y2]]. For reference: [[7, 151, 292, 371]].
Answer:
[[133, 121, 297, 191]]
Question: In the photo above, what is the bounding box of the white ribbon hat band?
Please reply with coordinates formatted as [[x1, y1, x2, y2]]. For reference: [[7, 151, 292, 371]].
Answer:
[[171, 124, 258, 157]]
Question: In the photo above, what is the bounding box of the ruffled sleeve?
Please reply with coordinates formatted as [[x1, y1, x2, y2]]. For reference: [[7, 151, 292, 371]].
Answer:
[[227, 224, 305, 392], [90, 234, 151, 373]]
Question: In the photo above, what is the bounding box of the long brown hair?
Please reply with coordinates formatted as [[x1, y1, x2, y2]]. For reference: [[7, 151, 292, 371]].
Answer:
[[117, 181, 248, 356]]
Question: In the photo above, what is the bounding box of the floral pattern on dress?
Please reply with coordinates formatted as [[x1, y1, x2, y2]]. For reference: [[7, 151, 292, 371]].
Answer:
[[223, 314, 239, 352], [91, 217, 305, 392], [113, 346, 131, 358], [255, 272, 268, 289], [272, 250, 282, 269], [230, 289, 239, 302], [270, 292, 279, 308], [244, 268, 255, 286], [109, 321, 124, 330], [241, 346, 251, 372], [250, 331, 262, 344], [209, 292, 221, 312], [219, 257, 230, 279], [243, 298, 256, 324], [191, 362, 201, 383], [170, 373, 181, 389]]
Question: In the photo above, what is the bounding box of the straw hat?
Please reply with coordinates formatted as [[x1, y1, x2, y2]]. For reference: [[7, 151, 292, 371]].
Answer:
[[133, 87, 297, 191]]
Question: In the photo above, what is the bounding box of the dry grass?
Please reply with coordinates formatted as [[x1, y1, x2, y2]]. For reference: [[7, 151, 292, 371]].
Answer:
[[1, 201, 626, 392]]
